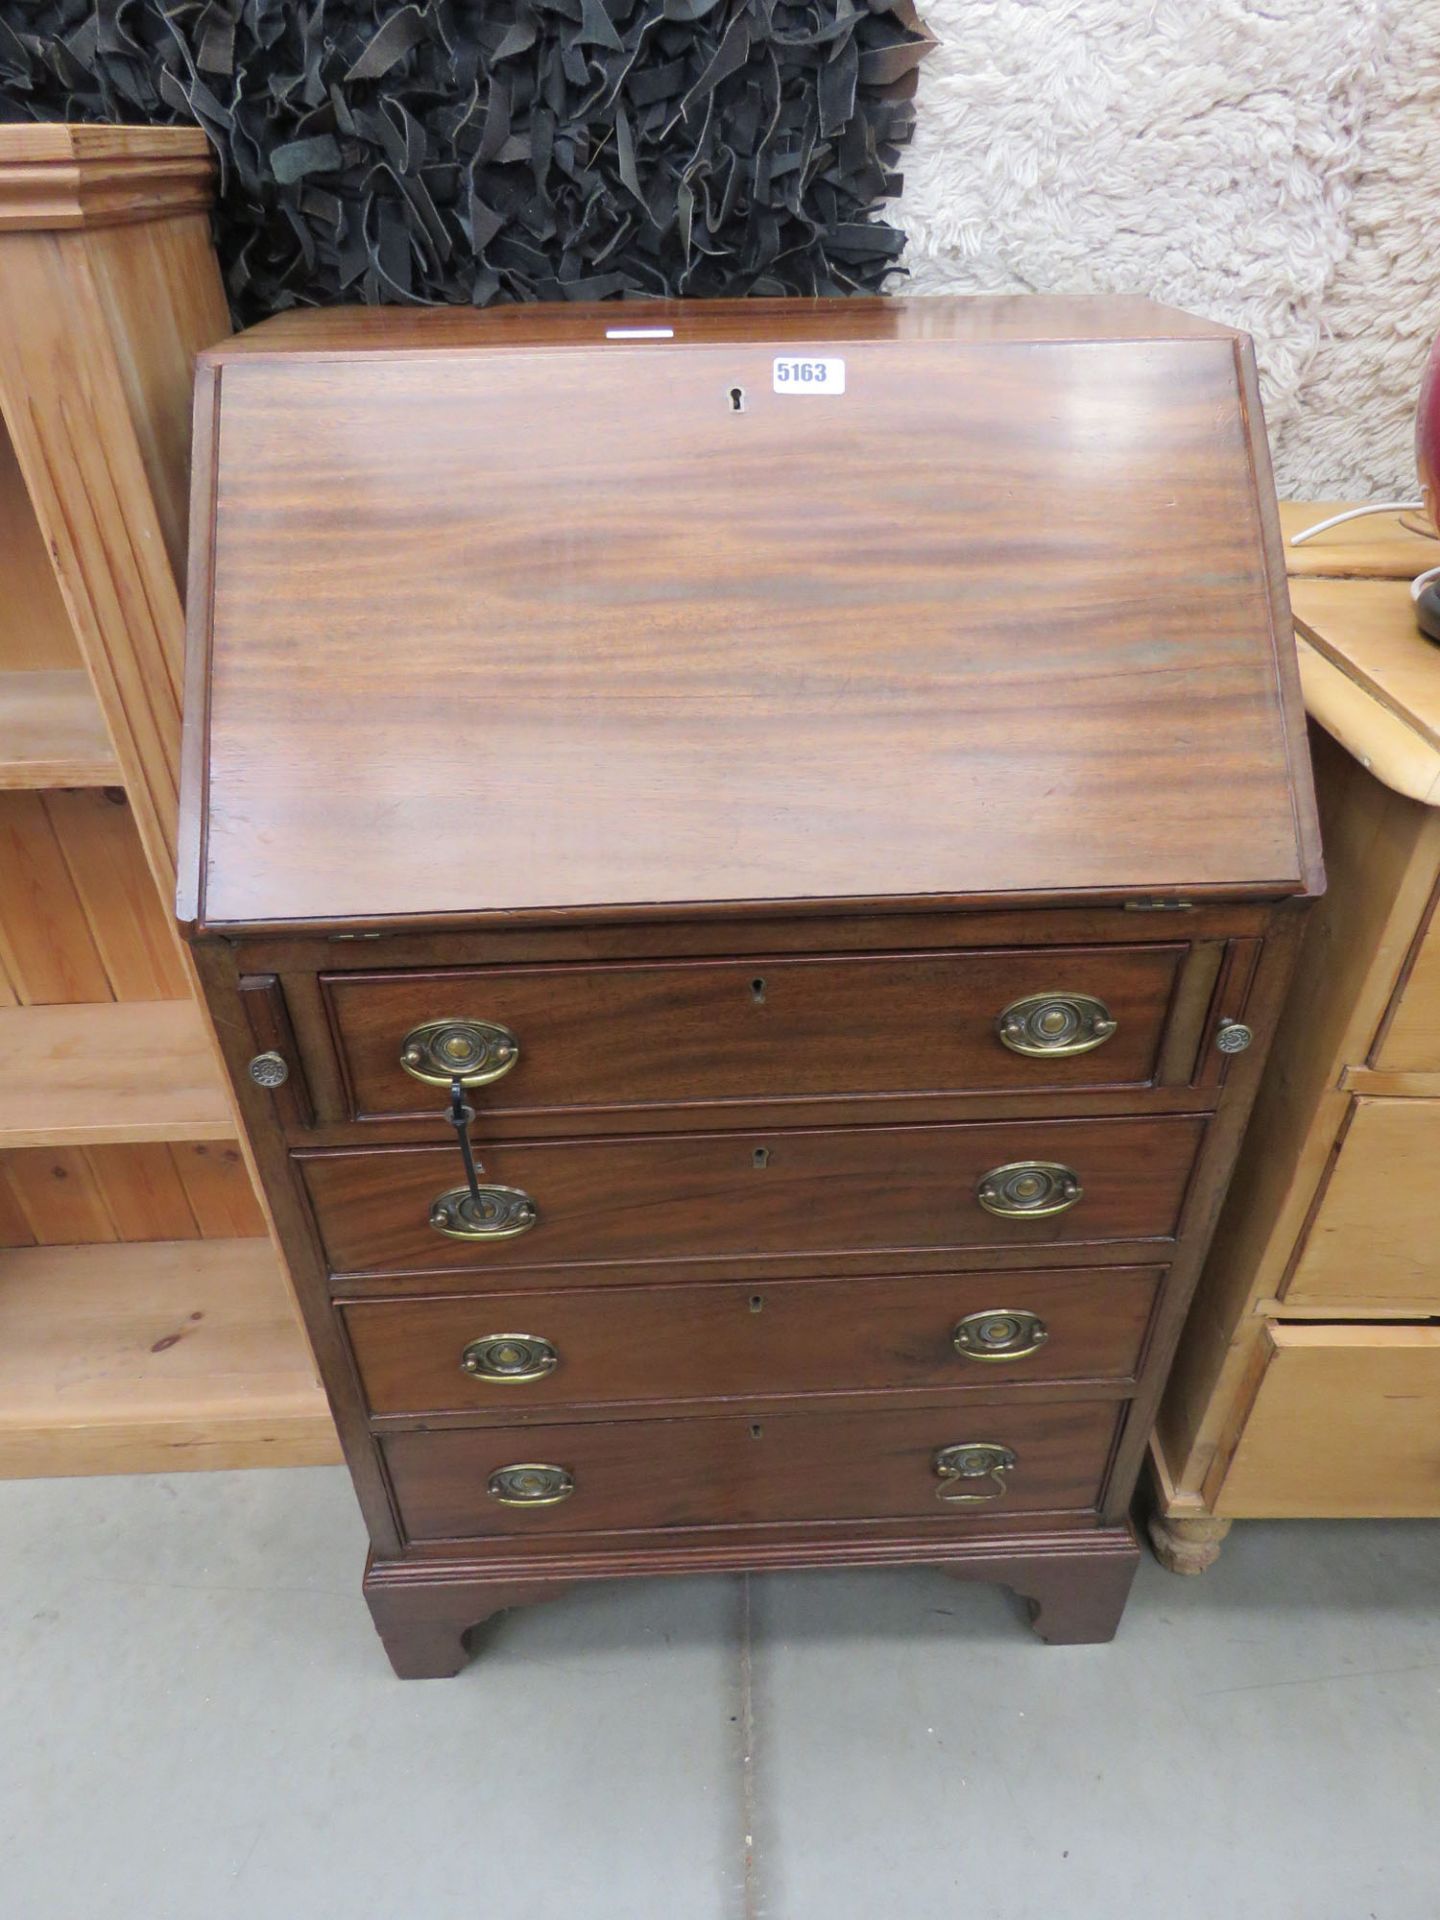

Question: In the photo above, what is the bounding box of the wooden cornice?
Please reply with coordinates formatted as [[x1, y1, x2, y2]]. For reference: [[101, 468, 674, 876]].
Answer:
[[0, 124, 214, 231]]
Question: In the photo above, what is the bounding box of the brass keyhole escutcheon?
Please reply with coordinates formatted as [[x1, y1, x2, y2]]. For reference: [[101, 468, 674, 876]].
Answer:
[[399, 1018, 520, 1088], [976, 1161, 1083, 1219], [487, 1463, 574, 1508], [952, 1309, 1049, 1362], [933, 1442, 1017, 1503], [429, 1185, 538, 1241], [461, 1334, 558, 1383], [996, 992, 1116, 1058]]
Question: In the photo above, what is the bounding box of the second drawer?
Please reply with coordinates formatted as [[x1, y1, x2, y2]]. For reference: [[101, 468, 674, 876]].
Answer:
[[343, 1265, 1163, 1418], [299, 1114, 1207, 1278]]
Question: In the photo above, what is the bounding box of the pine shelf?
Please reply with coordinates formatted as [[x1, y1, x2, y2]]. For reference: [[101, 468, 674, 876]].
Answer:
[[0, 126, 314, 1485], [0, 999, 235, 1147], [0, 1238, 338, 1476], [0, 668, 121, 788]]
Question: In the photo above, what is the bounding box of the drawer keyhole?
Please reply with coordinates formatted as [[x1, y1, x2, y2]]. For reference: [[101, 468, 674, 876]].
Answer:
[[753, 1146, 770, 1169], [750, 977, 766, 1004]]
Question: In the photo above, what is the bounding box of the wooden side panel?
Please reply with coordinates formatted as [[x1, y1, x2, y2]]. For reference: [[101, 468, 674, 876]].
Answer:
[[0, 789, 187, 1005], [0, 792, 113, 1003], [171, 1141, 268, 1238], [0, 670, 121, 790], [1283, 1097, 1440, 1309], [0, 1141, 266, 1247], [1372, 879, 1440, 1070], [82, 212, 232, 586], [0, 229, 188, 889], [42, 789, 190, 1000], [0, 414, 78, 671], [1, 1148, 118, 1244], [1217, 1325, 1440, 1517], [84, 1143, 200, 1242]]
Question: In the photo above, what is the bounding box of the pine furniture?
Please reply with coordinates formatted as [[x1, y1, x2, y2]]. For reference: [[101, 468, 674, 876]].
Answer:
[[1152, 502, 1440, 1568], [0, 125, 337, 1475], [181, 295, 1319, 1673]]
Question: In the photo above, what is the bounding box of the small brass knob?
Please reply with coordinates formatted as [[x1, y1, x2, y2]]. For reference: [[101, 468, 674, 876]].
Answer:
[[248, 1051, 289, 1088], [933, 1442, 1017, 1503], [976, 1161, 1083, 1219], [428, 1185, 538, 1241], [1215, 1018, 1253, 1055], [461, 1334, 558, 1383], [953, 1309, 1049, 1361], [997, 992, 1116, 1058], [487, 1463, 574, 1508], [399, 1019, 519, 1088]]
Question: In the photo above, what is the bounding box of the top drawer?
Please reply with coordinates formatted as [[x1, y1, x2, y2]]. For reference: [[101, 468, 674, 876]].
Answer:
[[322, 944, 1191, 1124]]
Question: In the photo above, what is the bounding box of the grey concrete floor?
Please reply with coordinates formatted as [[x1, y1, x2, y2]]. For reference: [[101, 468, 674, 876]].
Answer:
[[1, 1468, 1436, 1920]]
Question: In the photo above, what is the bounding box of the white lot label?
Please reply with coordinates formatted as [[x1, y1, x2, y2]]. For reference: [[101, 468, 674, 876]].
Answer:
[[772, 356, 845, 395]]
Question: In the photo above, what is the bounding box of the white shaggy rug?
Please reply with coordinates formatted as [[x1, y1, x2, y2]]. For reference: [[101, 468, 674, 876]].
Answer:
[[897, 0, 1440, 500]]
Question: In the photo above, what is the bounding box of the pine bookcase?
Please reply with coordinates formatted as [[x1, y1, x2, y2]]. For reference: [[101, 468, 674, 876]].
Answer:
[[0, 125, 338, 1476]]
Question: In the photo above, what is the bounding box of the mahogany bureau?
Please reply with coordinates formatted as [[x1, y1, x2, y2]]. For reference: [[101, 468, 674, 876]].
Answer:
[[179, 295, 1321, 1676]]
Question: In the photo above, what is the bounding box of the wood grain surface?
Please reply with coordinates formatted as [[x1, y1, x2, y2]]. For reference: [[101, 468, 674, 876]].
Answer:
[[178, 294, 1319, 1666], [187, 297, 1316, 928], [1281, 1096, 1440, 1309], [1278, 501, 1440, 580], [343, 1264, 1163, 1418], [298, 1113, 1206, 1279], [324, 943, 1188, 1122], [0, 1237, 335, 1477], [381, 1395, 1122, 1542], [1216, 1324, 1440, 1518], [1291, 578, 1440, 755]]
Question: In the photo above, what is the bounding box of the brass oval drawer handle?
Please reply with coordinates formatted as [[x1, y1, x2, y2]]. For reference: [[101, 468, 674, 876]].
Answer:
[[487, 1463, 574, 1508], [952, 1309, 1049, 1361], [461, 1334, 558, 1383], [934, 1442, 1017, 1503], [400, 1018, 519, 1088], [429, 1184, 538, 1241], [976, 1160, 1083, 1219], [997, 992, 1116, 1058]]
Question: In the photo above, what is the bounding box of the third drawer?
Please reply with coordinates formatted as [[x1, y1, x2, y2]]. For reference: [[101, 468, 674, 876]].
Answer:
[[343, 1265, 1164, 1419]]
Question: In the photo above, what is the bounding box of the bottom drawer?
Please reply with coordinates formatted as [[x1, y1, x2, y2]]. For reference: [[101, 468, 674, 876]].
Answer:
[[382, 1399, 1122, 1542], [1218, 1323, 1440, 1518]]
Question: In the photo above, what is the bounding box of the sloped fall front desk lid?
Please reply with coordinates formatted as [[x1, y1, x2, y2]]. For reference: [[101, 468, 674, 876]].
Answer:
[[178, 295, 1321, 933]]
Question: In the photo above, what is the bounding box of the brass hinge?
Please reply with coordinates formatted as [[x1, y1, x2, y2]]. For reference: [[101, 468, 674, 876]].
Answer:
[[1123, 898, 1195, 912]]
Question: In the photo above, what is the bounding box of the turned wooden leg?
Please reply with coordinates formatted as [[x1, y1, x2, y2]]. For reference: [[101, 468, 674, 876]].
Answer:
[[366, 1582, 569, 1679], [1147, 1511, 1232, 1576]]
